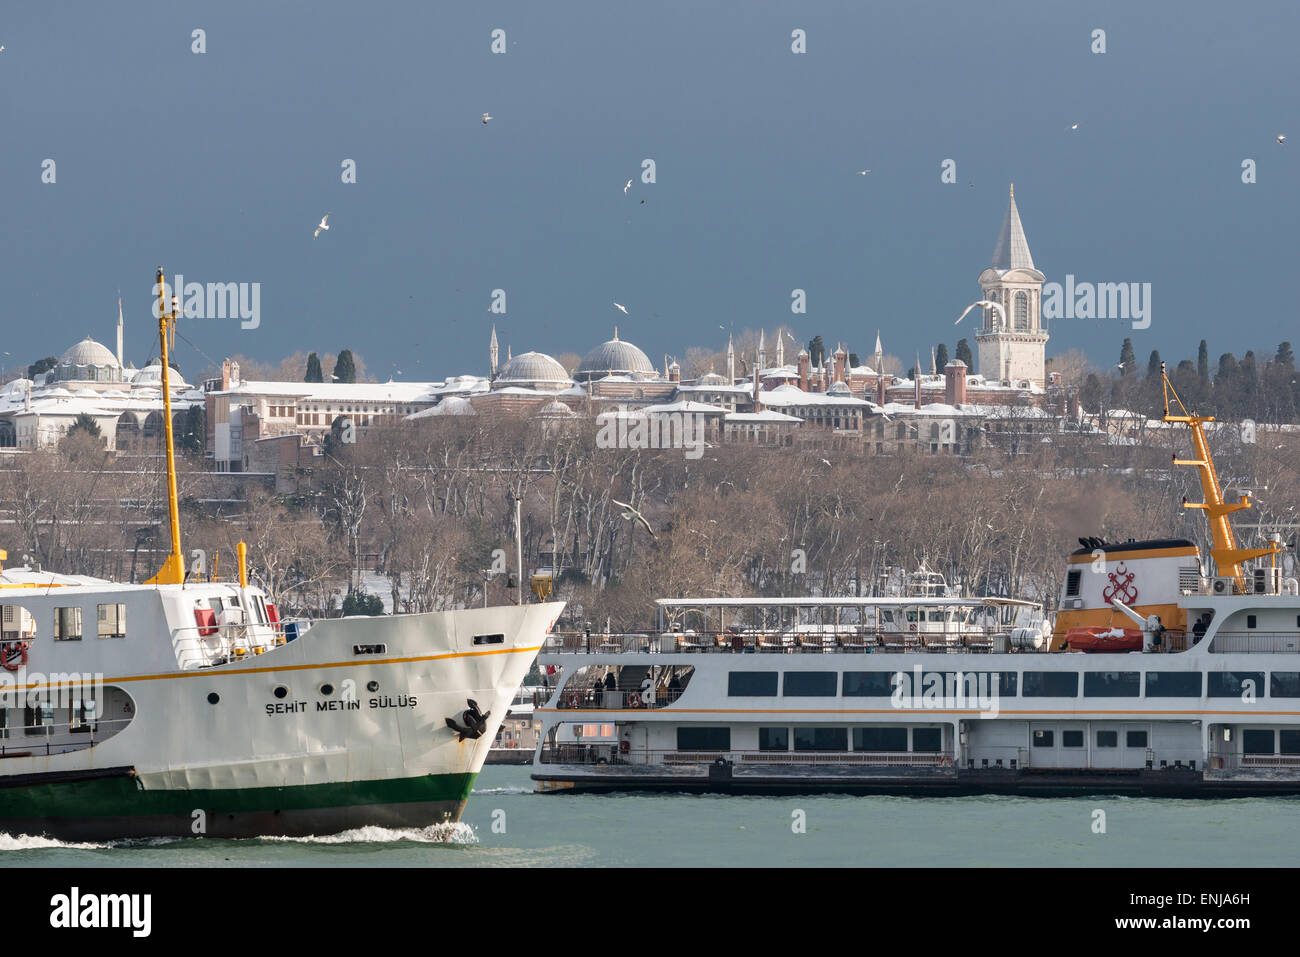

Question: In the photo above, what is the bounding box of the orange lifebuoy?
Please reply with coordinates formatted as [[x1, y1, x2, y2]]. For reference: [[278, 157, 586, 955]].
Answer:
[[566, 692, 582, 709], [627, 692, 643, 709], [940, 756, 953, 768], [1, 641, 28, 672]]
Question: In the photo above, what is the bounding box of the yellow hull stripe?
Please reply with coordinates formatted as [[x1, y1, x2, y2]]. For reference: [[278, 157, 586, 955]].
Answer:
[[5, 645, 543, 692]]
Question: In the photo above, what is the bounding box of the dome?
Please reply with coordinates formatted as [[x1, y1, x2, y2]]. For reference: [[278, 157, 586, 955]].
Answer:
[[538, 400, 575, 417], [493, 351, 572, 392], [0, 378, 32, 395], [134, 364, 191, 389], [576, 331, 655, 381], [59, 337, 120, 369]]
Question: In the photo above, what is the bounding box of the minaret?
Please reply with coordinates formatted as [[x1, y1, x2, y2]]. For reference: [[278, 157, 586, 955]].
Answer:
[[776, 330, 785, 368], [930, 347, 936, 377], [116, 295, 124, 368], [758, 330, 766, 371], [727, 334, 735, 383], [489, 325, 499, 378], [976, 184, 1048, 387]]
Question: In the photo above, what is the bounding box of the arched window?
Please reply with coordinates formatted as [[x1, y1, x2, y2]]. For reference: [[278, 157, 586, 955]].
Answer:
[[1014, 292, 1029, 331]]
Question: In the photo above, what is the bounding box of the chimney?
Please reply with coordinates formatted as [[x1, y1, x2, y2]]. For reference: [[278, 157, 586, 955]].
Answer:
[[116, 296, 124, 368], [944, 359, 968, 407], [833, 346, 846, 384], [798, 349, 809, 392], [221, 358, 232, 391], [753, 365, 762, 410], [668, 360, 680, 383]]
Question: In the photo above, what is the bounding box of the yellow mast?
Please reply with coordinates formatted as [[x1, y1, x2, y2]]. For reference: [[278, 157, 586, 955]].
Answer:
[[144, 268, 186, 586], [1161, 363, 1278, 584]]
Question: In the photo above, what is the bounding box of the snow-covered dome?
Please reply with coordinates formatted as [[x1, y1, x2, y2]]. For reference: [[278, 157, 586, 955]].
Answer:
[[0, 378, 32, 395], [576, 331, 655, 381], [59, 337, 119, 369], [133, 364, 191, 389], [492, 351, 572, 393], [538, 400, 576, 417]]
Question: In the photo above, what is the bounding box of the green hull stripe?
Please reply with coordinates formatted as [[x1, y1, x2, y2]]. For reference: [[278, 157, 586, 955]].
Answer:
[[0, 771, 476, 820]]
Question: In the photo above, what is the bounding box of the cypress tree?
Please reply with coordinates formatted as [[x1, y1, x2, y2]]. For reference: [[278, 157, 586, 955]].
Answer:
[[305, 352, 323, 382], [332, 349, 357, 383], [955, 338, 973, 368]]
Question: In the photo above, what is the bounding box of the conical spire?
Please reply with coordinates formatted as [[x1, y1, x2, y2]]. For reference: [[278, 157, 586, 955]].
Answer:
[[990, 183, 1035, 271]]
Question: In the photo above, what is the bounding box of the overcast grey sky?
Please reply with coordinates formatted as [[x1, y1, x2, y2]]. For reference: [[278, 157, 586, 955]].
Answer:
[[2, 1, 1298, 380]]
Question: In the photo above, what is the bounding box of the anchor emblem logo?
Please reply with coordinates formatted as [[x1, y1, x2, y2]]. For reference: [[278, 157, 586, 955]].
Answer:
[[1102, 561, 1139, 605]]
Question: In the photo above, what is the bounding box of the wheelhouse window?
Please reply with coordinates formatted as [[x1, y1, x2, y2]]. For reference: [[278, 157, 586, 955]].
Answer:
[[782, 671, 837, 697], [1145, 672, 1203, 697], [794, 727, 848, 751], [728, 672, 778, 696], [853, 727, 906, 752], [1022, 672, 1079, 697], [53, 607, 82, 641], [758, 727, 789, 751], [1084, 672, 1140, 697], [97, 603, 126, 638], [1207, 672, 1265, 698], [676, 727, 730, 751]]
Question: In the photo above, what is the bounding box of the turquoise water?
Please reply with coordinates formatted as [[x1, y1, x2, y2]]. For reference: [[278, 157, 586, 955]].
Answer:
[[4, 765, 1298, 867]]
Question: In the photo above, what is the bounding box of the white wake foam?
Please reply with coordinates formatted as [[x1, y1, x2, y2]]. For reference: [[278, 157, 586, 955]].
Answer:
[[260, 821, 479, 845], [0, 832, 108, 851]]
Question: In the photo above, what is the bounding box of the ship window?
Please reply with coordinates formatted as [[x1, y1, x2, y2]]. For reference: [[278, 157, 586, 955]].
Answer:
[[1022, 672, 1079, 697], [353, 644, 386, 656], [1243, 729, 1275, 755], [783, 671, 837, 696], [728, 672, 778, 696], [853, 727, 906, 752], [758, 727, 789, 751], [1126, 730, 1148, 748], [1065, 570, 1082, 597], [1096, 730, 1118, 748], [1270, 673, 1300, 698], [97, 603, 126, 638], [69, 697, 97, 734], [842, 671, 897, 697], [0, 709, 6, 740], [1207, 672, 1264, 698], [1247, 615, 1257, 629], [473, 633, 506, 645], [676, 727, 730, 751], [920, 671, 1017, 698], [1062, 730, 1084, 748], [1281, 730, 1300, 754], [1145, 672, 1202, 697], [24, 697, 53, 734], [1032, 730, 1054, 747], [881, 611, 894, 623], [53, 607, 82, 641], [1084, 672, 1140, 697], [795, 727, 848, 752], [912, 727, 942, 752]]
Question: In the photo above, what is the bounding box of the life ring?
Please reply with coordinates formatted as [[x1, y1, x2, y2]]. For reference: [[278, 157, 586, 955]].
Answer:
[[508, 740, 518, 748], [1, 641, 28, 672], [627, 692, 643, 709], [940, 756, 953, 768], [566, 691, 582, 709]]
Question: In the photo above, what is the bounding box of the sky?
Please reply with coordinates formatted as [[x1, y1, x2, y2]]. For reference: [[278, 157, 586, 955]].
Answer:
[[2, 0, 1299, 382]]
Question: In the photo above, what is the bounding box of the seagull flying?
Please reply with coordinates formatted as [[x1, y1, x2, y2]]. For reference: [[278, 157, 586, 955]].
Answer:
[[857, 169, 870, 175], [1278, 134, 1287, 145], [954, 300, 997, 325], [1068, 122, 1079, 131], [624, 179, 632, 195], [612, 499, 655, 538], [481, 112, 492, 124], [313, 214, 330, 239], [613, 302, 629, 315]]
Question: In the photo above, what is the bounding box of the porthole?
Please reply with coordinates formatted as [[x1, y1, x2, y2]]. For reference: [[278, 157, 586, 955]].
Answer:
[[207, 692, 220, 705], [273, 686, 288, 699], [367, 680, 379, 693], [319, 683, 335, 696]]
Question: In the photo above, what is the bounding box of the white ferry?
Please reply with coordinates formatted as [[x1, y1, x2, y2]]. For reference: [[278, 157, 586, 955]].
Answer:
[[531, 371, 1300, 796], [0, 272, 562, 839]]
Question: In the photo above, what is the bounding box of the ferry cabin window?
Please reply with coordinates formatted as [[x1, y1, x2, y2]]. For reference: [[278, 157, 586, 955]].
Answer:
[[1083, 672, 1140, 697], [759, 727, 789, 751], [728, 672, 778, 696], [676, 727, 730, 751], [795, 727, 848, 752], [1145, 672, 1203, 697], [1032, 730, 1054, 747], [1096, 731, 1119, 748], [912, 727, 943, 752], [97, 603, 126, 638], [923, 671, 1017, 698], [1065, 570, 1082, 597], [782, 671, 837, 697], [23, 698, 53, 734], [1247, 615, 1257, 629], [1022, 672, 1079, 697], [53, 607, 82, 641], [1281, 730, 1300, 755], [843, 671, 897, 697], [1270, 673, 1300, 698], [472, 633, 505, 645], [1126, 730, 1148, 748], [1207, 672, 1265, 698], [853, 727, 906, 752], [1243, 729, 1275, 755], [1062, 730, 1085, 748], [69, 697, 96, 734]]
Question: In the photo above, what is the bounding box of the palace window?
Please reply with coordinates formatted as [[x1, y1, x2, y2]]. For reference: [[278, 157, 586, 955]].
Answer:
[[1014, 292, 1029, 330]]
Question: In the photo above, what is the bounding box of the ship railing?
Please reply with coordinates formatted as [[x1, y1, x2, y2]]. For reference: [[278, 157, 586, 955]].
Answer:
[[1207, 751, 1300, 771], [0, 716, 132, 758], [1208, 632, 1300, 654], [168, 620, 298, 669], [536, 745, 950, 767], [541, 630, 999, 655], [547, 688, 687, 710]]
